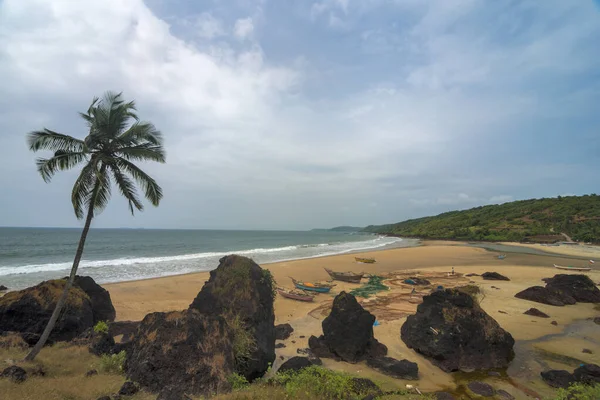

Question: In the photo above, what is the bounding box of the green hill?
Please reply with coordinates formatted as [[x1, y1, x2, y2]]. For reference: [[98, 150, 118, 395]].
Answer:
[[363, 194, 600, 243]]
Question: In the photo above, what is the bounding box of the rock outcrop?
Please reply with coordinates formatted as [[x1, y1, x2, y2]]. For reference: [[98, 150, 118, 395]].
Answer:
[[541, 363, 600, 388], [523, 308, 550, 318], [71, 276, 116, 323], [366, 357, 419, 380], [190, 255, 276, 381], [0, 279, 95, 342], [275, 323, 294, 340], [573, 363, 600, 385], [481, 272, 510, 281], [515, 274, 600, 307], [541, 369, 577, 388], [467, 381, 495, 397], [126, 309, 234, 397], [401, 289, 515, 372], [309, 291, 387, 363], [0, 285, 7, 291], [277, 356, 314, 374]]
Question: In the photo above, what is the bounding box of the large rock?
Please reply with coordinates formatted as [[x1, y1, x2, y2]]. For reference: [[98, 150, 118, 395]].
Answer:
[[109, 320, 140, 343], [467, 381, 495, 397], [311, 291, 387, 363], [573, 363, 600, 385], [523, 308, 550, 318], [277, 356, 313, 374], [481, 272, 510, 281], [0, 279, 94, 342], [545, 274, 600, 303], [275, 323, 294, 340], [126, 309, 234, 397], [366, 357, 419, 380], [541, 370, 576, 388], [71, 276, 116, 323], [514, 286, 572, 306], [401, 289, 515, 372], [190, 255, 276, 381]]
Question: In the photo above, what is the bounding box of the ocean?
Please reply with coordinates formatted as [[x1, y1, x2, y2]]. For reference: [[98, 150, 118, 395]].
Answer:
[[0, 227, 413, 290]]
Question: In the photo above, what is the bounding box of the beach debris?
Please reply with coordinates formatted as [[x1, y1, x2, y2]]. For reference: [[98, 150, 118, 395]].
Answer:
[[373, 320, 380, 327], [498, 254, 506, 260], [401, 289, 515, 372], [523, 308, 550, 318], [309, 291, 387, 363], [482, 272, 510, 281], [366, 356, 419, 380], [349, 275, 388, 298], [429, 327, 439, 335], [275, 323, 294, 340], [498, 310, 508, 314]]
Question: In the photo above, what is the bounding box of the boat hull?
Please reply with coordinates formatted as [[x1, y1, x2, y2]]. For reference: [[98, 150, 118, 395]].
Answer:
[[355, 257, 376, 264], [553, 264, 591, 271], [325, 269, 363, 283], [277, 289, 314, 302], [293, 283, 331, 293]]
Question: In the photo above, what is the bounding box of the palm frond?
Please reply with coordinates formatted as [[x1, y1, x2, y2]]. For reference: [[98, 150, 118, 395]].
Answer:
[[117, 121, 163, 146], [36, 151, 87, 183], [109, 164, 143, 214], [91, 166, 112, 213], [116, 158, 163, 206], [71, 163, 96, 219], [117, 143, 166, 163], [27, 129, 84, 152]]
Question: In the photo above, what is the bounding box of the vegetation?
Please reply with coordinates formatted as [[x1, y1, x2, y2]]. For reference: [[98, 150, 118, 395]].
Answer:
[[228, 313, 257, 366], [227, 373, 250, 391], [25, 91, 166, 360], [350, 275, 389, 298], [93, 321, 109, 335], [364, 195, 600, 243], [99, 350, 127, 374], [261, 269, 277, 300], [553, 383, 600, 400]]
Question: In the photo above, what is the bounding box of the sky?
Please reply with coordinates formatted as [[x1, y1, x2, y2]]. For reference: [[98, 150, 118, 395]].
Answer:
[[0, 0, 599, 230]]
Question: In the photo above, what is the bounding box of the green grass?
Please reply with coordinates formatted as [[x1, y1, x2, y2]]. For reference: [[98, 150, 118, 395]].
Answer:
[[552, 383, 600, 400], [228, 314, 257, 367], [99, 350, 126, 374]]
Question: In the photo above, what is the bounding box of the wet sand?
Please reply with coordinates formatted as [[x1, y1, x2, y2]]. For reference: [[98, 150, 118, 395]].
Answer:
[[105, 243, 600, 398]]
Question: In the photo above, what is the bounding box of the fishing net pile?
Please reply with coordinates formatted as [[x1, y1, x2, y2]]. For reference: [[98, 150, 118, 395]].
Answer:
[[350, 275, 388, 298]]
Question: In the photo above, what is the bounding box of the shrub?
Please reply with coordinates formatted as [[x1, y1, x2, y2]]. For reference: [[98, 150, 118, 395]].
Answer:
[[261, 269, 277, 300], [228, 314, 256, 366], [99, 350, 126, 374], [274, 366, 357, 399], [93, 321, 109, 334], [554, 383, 600, 400], [227, 373, 249, 390]]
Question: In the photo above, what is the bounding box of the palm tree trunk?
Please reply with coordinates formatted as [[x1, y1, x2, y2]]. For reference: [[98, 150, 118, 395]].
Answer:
[[24, 199, 96, 361]]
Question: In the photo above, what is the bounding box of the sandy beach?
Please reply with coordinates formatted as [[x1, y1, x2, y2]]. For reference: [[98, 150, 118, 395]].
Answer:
[[105, 242, 600, 398]]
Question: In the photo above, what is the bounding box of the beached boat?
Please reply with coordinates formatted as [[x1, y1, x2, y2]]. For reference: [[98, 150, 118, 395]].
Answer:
[[553, 264, 591, 271], [355, 257, 376, 264], [324, 268, 364, 283], [498, 254, 506, 260], [277, 287, 315, 302], [290, 277, 334, 293]]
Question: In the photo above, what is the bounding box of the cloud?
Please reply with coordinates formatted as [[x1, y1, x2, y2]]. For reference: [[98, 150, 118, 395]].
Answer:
[[0, 0, 598, 229], [234, 17, 254, 39]]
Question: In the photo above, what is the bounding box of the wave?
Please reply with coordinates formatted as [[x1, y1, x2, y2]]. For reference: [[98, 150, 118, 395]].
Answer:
[[0, 236, 403, 277]]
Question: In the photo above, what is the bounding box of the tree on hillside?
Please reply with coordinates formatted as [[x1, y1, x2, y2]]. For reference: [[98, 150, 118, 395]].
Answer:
[[25, 92, 166, 360]]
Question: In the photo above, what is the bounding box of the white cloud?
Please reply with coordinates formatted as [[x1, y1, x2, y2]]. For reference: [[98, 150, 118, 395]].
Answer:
[[192, 12, 225, 39], [234, 17, 254, 39]]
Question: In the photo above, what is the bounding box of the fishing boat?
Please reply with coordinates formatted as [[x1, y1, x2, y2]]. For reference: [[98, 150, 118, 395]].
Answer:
[[277, 287, 315, 302], [324, 268, 364, 283], [498, 254, 506, 260], [290, 277, 334, 293], [355, 257, 376, 264], [553, 264, 591, 271]]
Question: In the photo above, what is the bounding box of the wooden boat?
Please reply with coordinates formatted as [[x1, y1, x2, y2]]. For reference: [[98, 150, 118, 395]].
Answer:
[[355, 257, 376, 264], [277, 287, 314, 302], [290, 277, 334, 293], [325, 268, 364, 283], [553, 264, 591, 271]]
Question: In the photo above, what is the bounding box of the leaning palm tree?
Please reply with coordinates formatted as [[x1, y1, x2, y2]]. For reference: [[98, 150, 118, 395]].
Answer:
[[24, 92, 166, 361]]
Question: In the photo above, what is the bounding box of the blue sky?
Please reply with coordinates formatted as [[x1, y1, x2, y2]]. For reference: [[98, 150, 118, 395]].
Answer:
[[0, 0, 599, 230]]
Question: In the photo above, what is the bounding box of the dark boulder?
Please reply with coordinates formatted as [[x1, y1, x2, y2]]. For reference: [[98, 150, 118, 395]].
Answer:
[[316, 291, 387, 363], [465, 273, 480, 277], [90, 332, 116, 356], [366, 357, 418, 380], [401, 289, 515, 372], [496, 389, 515, 400], [1, 365, 27, 383], [308, 335, 338, 360], [126, 309, 234, 397], [350, 378, 383, 397], [20, 332, 53, 346], [109, 320, 140, 343], [435, 392, 457, 400], [514, 286, 570, 306], [118, 381, 139, 396], [594, 317, 600, 325], [275, 323, 294, 340], [523, 308, 550, 318], [545, 274, 600, 303], [277, 356, 313, 374], [541, 370, 575, 388], [467, 381, 495, 397], [190, 255, 276, 381], [0, 279, 94, 342], [482, 272, 510, 281], [573, 363, 600, 385], [71, 275, 116, 323], [0, 285, 7, 291], [551, 320, 558, 326]]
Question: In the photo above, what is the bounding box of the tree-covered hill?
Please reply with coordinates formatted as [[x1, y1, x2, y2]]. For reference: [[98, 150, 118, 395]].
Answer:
[[363, 194, 600, 243]]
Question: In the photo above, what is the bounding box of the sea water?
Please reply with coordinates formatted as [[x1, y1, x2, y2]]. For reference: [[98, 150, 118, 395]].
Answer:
[[0, 227, 413, 289]]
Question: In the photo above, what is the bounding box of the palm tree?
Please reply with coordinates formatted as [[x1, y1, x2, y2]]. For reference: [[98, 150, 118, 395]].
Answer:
[[24, 92, 166, 361]]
